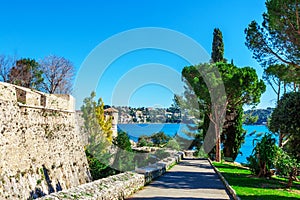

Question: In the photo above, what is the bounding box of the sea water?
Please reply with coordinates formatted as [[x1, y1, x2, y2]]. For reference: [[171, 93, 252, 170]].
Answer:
[[117, 123, 273, 164]]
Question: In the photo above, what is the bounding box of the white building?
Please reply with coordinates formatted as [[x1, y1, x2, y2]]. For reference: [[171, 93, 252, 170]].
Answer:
[[104, 107, 119, 138]]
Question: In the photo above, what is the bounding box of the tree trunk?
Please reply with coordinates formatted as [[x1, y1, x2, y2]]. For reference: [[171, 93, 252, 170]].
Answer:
[[279, 132, 283, 147], [287, 167, 297, 188], [287, 176, 293, 188], [215, 123, 221, 162], [258, 161, 266, 177], [215, 135, 221, 162], [277, 82, 281, 103]]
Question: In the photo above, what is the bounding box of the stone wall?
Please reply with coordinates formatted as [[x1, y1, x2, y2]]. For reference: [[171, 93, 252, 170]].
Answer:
[[0, 82, 91, 199], [39, 172, 145, 200], [75, 111, 88, 146]]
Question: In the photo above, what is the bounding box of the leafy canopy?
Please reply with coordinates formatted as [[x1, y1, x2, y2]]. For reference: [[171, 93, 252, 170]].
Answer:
[[245, 0, 300, 80], [269, 91, 300, 160], [9, 58, 43, 90], [181, 62, 265, 160], [247, 133, 278, 177], [81, 92, 114, 179]]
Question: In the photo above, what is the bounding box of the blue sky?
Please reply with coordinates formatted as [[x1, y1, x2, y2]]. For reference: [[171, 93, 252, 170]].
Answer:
[[0, 0, 275, 109]]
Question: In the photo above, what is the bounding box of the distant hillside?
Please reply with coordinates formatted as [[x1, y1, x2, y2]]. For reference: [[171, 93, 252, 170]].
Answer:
[[112, 106, 190, 124], [244, 107, 274, 125], [111, 106, 274, 125]]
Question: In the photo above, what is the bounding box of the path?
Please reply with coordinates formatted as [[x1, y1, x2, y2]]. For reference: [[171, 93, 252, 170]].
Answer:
[[128, 159, 232, 200]]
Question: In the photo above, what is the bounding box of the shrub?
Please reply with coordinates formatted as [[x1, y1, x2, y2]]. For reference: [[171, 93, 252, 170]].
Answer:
[[137, 136, 153, 147], [112, 131, 135, 171], [165, 139, 181, 150], [247, 133, 278, 177], [85, 149, 117, 180], [150, 132, 170, 146], [274, 148, 299, 188]]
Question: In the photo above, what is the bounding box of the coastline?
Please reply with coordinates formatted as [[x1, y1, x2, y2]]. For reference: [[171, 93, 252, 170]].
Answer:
[[118, 124, 271, 164]]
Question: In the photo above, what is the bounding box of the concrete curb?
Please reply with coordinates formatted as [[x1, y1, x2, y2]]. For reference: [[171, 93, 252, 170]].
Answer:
[[208, 159, 241, 200]]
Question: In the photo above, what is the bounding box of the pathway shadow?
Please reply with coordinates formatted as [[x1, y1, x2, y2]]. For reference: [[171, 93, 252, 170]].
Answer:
[[151, 171, 225, 190], [128, 159, 232, 200], [179, 160, 213, 170]]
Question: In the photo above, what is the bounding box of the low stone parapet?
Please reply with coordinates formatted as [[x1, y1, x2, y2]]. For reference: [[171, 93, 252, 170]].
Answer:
[[39, 151, 184, 200], [135, 151, 183, 184], [39, 172, 145, 200], [184, 150, 196, 158]]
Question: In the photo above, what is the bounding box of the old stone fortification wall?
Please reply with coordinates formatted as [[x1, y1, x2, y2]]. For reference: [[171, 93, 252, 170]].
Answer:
[[0, 82, 91, 199], [40, 152, 184, 200]]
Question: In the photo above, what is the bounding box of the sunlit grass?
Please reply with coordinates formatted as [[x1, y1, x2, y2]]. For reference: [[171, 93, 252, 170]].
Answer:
[[213, 162, 300, 200]]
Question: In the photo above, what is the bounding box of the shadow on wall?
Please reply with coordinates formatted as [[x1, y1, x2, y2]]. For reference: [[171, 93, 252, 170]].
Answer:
[[28, 165, 63, 199]]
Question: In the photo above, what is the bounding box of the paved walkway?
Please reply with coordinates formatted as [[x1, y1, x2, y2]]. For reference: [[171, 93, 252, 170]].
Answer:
[[128, 159, 232, 200]]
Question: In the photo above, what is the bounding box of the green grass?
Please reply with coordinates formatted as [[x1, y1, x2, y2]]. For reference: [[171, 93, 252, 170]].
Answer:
[[212, 162, 300, 200]]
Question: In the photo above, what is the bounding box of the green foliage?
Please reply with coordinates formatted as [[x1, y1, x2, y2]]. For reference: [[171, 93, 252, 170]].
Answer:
[[137, 132, 171, 147], [245, 0, 300, 82], [150, 132, 171, 146], [165, 101, 182, 123], [9, 58, 43, 90], [247, 133, 278, 177], [81, 92, 112, 146], [137, 136, 153, 147], [213, 162, 300, 199], [85, 149, 117, 180], [243, 113, 259, 125], [222, 105, 246, 161], [274, 148, 299, 188], [114, 131, 132, 151], [95, 99, 113, 143], [269, 92, 300, 157], [244, 108, 273, 125], [194, 147, 208, 158], [165, 139, 181, 151], [112, 131, 135, 171], [81, 92, 115, 180], [181, 62, 265, 160], [263, 64, 296, 103], [211, 28, 225, 63]]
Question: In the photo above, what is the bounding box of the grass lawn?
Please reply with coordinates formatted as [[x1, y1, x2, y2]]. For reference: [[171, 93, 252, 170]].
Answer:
[[212, 162, 300, 200]]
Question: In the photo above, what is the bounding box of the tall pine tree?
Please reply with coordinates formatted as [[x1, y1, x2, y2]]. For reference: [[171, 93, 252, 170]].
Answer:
[[211, 28, 225, 63]]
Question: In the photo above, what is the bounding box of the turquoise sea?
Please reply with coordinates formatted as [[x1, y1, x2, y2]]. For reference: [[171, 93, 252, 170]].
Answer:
[[117, 123, 272, 164]]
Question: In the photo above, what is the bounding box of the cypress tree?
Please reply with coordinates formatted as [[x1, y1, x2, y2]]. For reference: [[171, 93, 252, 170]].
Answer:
[[211, 28, 224, 63]]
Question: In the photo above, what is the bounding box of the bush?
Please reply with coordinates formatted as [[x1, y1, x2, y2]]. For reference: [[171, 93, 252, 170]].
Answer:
[[165, 139, 181, 150], [247, 154, 260, 175], [112, 131, 135, 171], [274, 148, 299, 188], [137, 136, 153, 147], [150, 132, 171, 146], [247, 133, 278, 177], [85, 149, 117, 180], [194, 147, 208, 158]]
